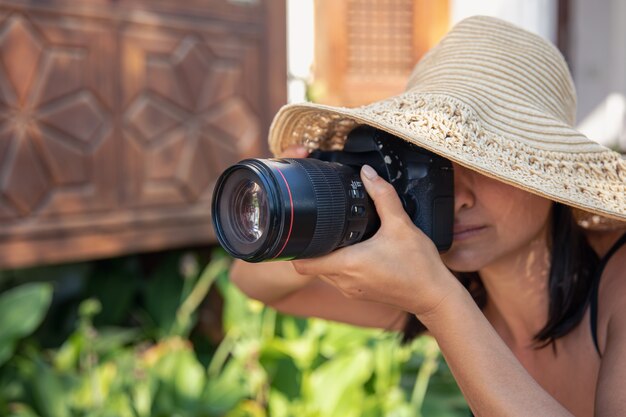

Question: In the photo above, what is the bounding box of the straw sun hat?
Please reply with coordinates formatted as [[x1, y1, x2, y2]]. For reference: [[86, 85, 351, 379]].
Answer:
[[268, 16, 626, 228]]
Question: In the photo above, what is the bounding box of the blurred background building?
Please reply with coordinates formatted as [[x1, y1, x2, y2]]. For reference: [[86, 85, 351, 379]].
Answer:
[[0, 0, 624, 269]]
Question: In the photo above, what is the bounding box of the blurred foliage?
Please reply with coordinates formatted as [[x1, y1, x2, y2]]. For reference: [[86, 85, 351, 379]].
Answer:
[[0, 248, 468, 417]]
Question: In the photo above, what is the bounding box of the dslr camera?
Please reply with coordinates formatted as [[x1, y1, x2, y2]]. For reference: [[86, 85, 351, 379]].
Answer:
[[211, 126, 454, 262]]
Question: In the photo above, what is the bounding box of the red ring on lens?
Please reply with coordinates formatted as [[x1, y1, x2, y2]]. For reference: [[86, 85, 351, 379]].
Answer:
[[272, 167, 293, 259]]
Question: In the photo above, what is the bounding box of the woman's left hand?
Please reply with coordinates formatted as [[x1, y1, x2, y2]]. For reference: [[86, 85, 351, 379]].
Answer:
[[292, 164, 461, 318]]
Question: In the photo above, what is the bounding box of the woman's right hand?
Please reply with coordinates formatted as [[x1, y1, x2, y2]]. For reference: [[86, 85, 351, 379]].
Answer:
[[230, 144, 409, 329]]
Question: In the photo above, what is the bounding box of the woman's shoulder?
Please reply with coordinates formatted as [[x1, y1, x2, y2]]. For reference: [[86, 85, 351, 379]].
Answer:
[[593, 236, 626, 417], [595, 232, 626, 354], [598, 241, 626, 301], [597, 231, 626, 289]]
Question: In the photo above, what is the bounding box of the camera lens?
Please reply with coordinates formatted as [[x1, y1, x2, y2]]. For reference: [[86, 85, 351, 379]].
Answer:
[[212, 126, 454, 261], [211, 158, 378, 262], [231, 179, 268, 243]]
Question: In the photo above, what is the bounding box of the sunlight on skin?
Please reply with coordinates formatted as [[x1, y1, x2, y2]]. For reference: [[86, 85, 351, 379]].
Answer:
[[440, 162, 554, 345]]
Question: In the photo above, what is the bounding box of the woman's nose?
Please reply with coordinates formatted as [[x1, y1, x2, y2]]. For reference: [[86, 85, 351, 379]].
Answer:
[[453, 163, 475, 212]]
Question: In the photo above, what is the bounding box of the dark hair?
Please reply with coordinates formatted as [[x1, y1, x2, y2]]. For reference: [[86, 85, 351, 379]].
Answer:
[[402, 203, 600, 346]]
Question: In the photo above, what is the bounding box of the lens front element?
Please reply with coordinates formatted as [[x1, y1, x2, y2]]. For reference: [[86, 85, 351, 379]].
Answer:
[[231, 179, 268, 243]]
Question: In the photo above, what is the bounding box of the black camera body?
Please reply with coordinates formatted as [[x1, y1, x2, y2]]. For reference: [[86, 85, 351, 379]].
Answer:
[[211, 126, 454, 262], [310, 126, 454, 251]]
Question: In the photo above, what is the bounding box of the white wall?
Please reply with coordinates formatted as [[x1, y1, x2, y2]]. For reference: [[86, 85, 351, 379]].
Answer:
[[451, 0, 557, 42], [286, 0, 314, 103], [571, 0, 626, 150]]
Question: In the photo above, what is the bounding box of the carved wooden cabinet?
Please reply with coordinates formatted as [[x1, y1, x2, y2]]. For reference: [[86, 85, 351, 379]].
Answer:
[[0, 0, 286, 268]]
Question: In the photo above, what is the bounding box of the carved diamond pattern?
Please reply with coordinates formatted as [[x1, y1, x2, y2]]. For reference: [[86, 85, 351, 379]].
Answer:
[[38, 50, 85, 106], [0, 16, 43, 104], [205, 97, 259, 153], [0, 15, 111, 215], [198, 64, 241, 112], [4, 135, 51, 214], [127, 35, 260, 203], [39, 92, 107, 144], [172, 37, 211, 111], [126, 97, 182, 142]]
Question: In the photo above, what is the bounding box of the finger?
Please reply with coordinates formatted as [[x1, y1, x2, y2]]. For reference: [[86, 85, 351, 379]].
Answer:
[[280, 145, 309, 159], [292, 245, 351, 277], [360, 165, 409, 226]]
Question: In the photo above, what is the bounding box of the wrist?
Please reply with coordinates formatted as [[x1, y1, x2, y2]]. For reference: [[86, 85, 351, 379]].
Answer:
[[414, 277, 472, 333]]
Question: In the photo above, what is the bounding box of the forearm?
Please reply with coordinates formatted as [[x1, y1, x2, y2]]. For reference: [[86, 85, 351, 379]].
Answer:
[[418, 282, 573, 417], [229, 259, 316, 304]]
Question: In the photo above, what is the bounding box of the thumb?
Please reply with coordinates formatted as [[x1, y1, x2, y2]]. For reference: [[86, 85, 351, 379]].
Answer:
[[360, 165, 408, 225], [280, 145, 309, 159]]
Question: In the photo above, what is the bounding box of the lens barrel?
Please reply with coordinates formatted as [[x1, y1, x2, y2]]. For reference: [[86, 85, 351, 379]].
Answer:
[[211, 158, 377, 262]]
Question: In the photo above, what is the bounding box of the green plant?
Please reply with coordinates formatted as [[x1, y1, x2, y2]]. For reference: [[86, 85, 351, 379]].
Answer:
[[0, 249, 468, 417], [216, 270, 468, 417]]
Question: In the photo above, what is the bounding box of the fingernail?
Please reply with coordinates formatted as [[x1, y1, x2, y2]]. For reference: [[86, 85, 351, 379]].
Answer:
[[361, 165, 378, 180]]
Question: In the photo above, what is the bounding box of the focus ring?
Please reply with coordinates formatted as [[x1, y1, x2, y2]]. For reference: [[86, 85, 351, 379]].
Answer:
[[292, 159, 347, 258]]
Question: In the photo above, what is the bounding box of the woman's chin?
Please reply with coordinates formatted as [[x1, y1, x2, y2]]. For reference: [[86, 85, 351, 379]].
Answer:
[[441, 250, 487, 273]]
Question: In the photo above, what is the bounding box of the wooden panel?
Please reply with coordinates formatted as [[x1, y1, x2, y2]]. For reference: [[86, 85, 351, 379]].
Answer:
[[0, 12, 116, 220], [313, 0, 449, 107], [0, 0, 286, 268], [120, 24, 263, 206]]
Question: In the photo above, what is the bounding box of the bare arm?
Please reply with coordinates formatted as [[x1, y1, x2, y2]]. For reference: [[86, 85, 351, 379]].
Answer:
[[419, 283, 574, 417], [229, 258, 316, 304], [229, 258, 407, 330]]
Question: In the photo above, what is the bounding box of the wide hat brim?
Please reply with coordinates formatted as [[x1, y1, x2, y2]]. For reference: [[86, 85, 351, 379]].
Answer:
[[268, 16, 626, 226], [268, 92, 626, 225]]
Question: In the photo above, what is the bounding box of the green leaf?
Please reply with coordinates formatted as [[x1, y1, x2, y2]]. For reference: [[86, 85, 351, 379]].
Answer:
[[27, 360, 70, 417], [71, 361, 119, 412], [276, 314, 308, 340], [259, 347, 301, 400], [219, 276, 262, 336], [53, 332, 84, 371], [263, 337, 319, 371], [131, 378, 155, 417], [306, 348, 374, 416], [91, 327, 140, 354], [202, 360, 250, 415], [268, 390, 290, 417], [0, 283, 52, 366], [0, 341, 15, 367], [173, 349, 206, 409], [318, 321, 377, 357]]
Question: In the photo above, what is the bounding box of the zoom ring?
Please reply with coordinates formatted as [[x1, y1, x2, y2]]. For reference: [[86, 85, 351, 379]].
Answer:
[[293, 159, 347, 258]]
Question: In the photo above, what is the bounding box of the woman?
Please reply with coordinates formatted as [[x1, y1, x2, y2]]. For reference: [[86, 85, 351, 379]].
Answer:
[[230, 16, 626, 416]]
